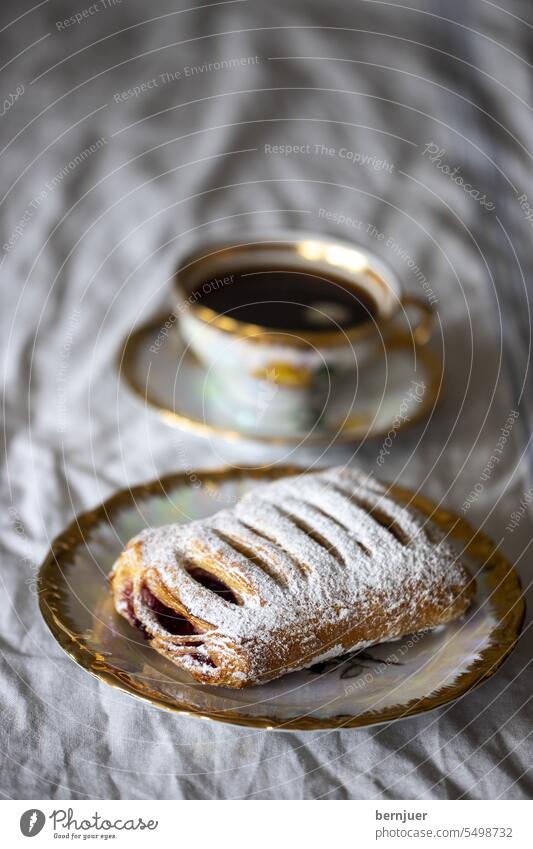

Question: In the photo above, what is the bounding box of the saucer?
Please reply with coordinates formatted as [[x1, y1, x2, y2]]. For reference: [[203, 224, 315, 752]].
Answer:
[[119, 314, 442, 444], [38, 465, 524, 731]]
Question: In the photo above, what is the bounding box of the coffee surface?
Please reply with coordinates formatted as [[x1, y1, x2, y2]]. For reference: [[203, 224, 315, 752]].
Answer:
[[199, 269, 376, 331]]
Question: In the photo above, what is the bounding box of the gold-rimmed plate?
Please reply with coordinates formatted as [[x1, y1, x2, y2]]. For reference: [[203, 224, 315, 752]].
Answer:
[[118, 316, 442, 445], [39, 466, 524, 731]]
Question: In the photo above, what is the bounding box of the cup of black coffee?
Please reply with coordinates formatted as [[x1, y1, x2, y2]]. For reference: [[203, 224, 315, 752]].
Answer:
[[174, 233, 433, 429]]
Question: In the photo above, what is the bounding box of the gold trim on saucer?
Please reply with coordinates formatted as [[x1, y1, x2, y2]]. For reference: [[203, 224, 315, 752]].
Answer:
[[119, 316, 443, 445], [38, 466, 525, 731]]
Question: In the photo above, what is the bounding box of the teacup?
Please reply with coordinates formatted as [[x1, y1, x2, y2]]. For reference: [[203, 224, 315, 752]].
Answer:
[[174, 233, 433, 430]]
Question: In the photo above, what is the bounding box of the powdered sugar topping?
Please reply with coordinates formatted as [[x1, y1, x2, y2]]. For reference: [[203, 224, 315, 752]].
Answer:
[[117, 467, 469, 682]]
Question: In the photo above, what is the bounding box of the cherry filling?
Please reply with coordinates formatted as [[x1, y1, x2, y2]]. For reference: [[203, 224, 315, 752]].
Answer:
[[186, 652, 217, 669], [140, 586, 199, 636], [122, 584, 135, 620], [187, 566, 240, 604], [121, 584, 148, 637], [120, 585, 218, 668], [140, 588, 217, 668]]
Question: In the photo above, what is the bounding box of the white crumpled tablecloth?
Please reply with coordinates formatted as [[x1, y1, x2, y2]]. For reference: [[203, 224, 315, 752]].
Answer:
[[1, 0, 533, 799]]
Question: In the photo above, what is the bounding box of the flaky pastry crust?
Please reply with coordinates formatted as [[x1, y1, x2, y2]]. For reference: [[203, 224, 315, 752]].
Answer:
[[110, 467, 475, 688]]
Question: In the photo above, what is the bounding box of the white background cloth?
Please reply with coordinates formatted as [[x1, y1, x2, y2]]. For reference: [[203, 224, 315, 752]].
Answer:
[[1, 0, 533, 799]]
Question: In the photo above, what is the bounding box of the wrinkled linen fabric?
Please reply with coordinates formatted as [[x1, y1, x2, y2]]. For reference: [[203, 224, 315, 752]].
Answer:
[[1, 0, 533, 799]]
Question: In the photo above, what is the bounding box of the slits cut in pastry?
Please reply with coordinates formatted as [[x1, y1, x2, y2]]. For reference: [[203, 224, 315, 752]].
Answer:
[[110, 467, 475, 688]]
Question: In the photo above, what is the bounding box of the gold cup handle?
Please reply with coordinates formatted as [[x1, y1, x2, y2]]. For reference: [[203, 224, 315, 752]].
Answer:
[[396, 294, 434, 346]]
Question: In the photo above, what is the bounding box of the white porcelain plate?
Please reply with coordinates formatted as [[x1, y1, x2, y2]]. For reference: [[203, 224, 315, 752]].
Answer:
[[39, 467, 524, 730]]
